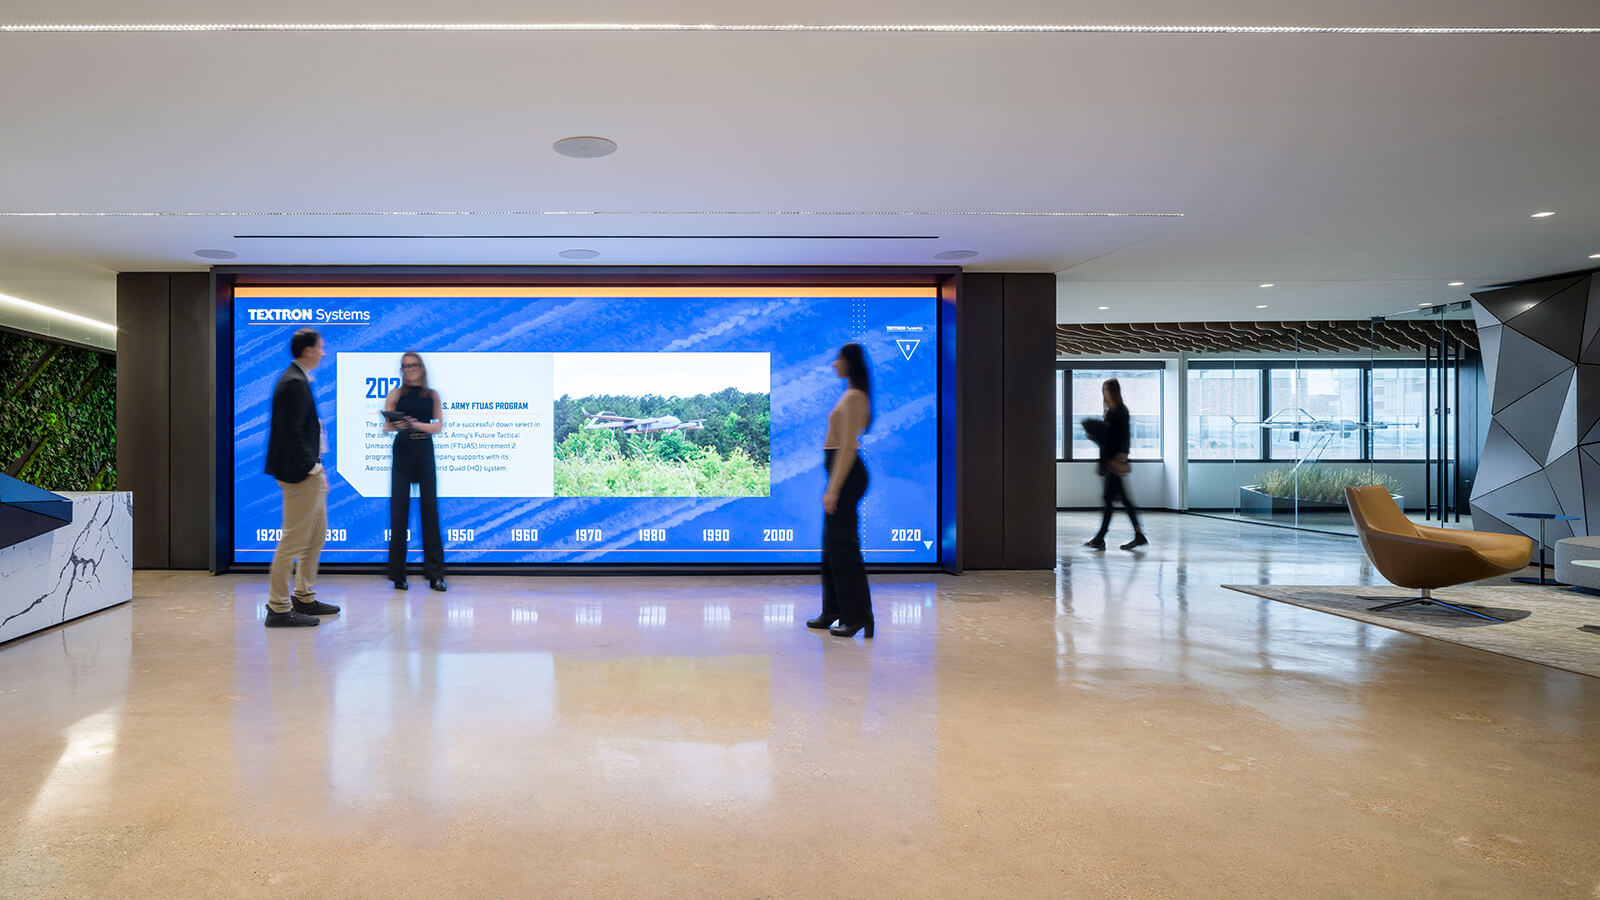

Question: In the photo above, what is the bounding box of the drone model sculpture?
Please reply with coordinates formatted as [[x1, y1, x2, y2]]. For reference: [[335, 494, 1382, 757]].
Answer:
[[582, 409, 705, 435]]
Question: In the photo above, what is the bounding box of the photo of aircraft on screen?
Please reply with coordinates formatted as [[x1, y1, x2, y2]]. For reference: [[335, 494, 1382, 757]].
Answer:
[[581, 409, 706, 435]]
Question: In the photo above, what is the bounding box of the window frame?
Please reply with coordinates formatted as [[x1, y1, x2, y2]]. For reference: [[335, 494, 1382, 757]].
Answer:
[[1184, 365, 1265, 461], [1186, 358, 1435, 463], [1057, 361, 1166, 463]]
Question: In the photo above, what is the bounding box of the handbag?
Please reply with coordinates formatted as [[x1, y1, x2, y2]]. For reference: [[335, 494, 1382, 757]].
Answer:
[[1107, 453, 1131, 476]]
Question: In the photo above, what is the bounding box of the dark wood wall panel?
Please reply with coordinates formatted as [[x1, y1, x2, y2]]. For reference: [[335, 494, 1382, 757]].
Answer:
[[959, 274, 1006, 569], [167, 273, 213, 568], [115, 273, 172, 568], [1000, 274, 1057, 569]]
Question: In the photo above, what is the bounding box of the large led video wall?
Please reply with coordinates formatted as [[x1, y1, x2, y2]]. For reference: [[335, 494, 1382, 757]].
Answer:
[[229, 285, 941, 565]]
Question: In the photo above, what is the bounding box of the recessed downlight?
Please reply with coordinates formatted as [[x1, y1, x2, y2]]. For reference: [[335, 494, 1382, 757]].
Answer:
[[934, 249, 978, 260], [558, 248, 599, 259], [1259, 283, 1274, 288], [553, 136, 617, 158], [1097, 306, 1109, 310], [1255, 304, 1269, 309], [1590, 253, 1600, 259], [1419, 302, 1433, 307], [194, 248, 236, 259], [1531, 211, 1556, 218], [1448, 281, 1465, 286]]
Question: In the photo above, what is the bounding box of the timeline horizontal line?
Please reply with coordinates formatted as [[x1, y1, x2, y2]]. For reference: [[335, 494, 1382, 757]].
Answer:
[[236, 547, 921, 553]]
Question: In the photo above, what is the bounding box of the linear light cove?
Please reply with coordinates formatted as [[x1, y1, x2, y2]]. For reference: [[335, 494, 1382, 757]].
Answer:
[[2, 23, 1599, 34], [0, 292, 116, 331], [0, 210, 1186, 218]]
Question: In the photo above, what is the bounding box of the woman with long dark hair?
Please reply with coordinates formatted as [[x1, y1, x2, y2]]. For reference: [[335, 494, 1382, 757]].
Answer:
[[808, 342, 875, 638], [383, 351, 447, 591], [1085, 378, 1148, 551]]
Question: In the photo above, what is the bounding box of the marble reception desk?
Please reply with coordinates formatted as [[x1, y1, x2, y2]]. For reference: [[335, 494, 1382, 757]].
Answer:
[[0, 492, 133, 644]]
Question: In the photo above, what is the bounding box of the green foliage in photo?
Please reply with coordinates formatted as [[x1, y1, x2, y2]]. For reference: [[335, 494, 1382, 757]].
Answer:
[[553, 388, 771, 464], [553, 424, 770, 498], [551, 388, 772, 497]]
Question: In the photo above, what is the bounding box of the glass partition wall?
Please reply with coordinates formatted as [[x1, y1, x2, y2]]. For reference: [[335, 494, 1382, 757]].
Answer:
[[1181, 305, 1478, 535], [1375, 302, 1480, 528], [1185, 356, 1385, 535]]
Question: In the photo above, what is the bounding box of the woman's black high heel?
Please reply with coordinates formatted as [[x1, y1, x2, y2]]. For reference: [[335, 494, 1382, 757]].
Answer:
[[806, 615, 838, 629], [829, 620, 874, 638]]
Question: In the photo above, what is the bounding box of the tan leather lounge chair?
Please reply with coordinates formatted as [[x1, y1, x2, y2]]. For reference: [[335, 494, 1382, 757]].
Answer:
[[1344, 485, 1533, 623]]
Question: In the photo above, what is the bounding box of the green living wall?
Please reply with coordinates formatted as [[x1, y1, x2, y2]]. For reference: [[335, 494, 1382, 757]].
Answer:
[[0, 329, 117, 491]]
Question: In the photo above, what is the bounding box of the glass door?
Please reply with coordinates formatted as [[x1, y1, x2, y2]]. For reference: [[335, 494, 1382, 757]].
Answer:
[[1370, 302, 1476, 528]]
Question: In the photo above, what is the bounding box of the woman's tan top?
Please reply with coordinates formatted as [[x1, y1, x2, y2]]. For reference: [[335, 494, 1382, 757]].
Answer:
[[824, 389, 869, 450]]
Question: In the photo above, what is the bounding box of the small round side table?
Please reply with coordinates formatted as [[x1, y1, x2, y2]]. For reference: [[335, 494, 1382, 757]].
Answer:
[[1506, 512, 1581, 585]]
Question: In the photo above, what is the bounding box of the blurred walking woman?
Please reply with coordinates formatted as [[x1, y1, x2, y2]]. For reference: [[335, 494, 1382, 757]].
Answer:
[[1085, 377, 1148, 551], [808, 342, 875, 638], [384, 351, 447, 592]]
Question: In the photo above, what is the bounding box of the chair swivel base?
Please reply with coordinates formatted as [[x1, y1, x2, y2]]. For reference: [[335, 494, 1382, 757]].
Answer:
[[1363, 588, 1505, 623]]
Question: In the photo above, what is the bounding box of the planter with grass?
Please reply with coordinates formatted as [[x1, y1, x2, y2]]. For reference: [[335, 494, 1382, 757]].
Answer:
[[1239, 465, 1402, 520]]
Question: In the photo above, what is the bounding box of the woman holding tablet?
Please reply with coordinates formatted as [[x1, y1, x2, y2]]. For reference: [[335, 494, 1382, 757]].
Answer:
[[383, 351, 447, 592], [807, 342, 874, 638]]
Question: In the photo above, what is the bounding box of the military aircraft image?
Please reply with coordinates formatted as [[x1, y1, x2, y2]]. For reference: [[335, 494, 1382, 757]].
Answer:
[[582, 409, 705, 435]]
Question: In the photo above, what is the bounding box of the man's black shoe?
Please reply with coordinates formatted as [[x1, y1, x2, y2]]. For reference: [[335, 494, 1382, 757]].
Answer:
[[264, 607, 320, 628], [429, 578, 448, 593], [292, 598, 341, 616]]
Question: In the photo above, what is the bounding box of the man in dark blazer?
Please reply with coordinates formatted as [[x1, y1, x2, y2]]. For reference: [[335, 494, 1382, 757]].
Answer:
[[264, 327, 341, 626]]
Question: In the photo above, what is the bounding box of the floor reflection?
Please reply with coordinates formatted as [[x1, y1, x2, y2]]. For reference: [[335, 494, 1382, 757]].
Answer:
[[219, 579, 940, 824], [2, 519, 1596, 896]]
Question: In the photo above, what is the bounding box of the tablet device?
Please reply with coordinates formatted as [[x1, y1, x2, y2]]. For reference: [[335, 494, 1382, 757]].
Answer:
[[381, 410, 409, 423]]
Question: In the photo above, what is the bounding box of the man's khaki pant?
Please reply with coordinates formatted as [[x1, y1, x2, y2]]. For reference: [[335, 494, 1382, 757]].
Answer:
[[268, 474, 327, 612]]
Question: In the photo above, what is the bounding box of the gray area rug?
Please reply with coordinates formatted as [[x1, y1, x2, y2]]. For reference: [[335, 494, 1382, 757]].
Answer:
[[1222, 583, 1600, 679]]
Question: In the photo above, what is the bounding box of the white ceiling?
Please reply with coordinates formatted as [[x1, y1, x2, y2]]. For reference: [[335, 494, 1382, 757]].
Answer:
[[1, 0, 1598, 336]]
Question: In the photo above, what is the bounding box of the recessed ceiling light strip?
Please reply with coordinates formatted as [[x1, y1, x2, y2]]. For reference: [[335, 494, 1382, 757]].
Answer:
[[0, 209, 1184, 217], [231, 233, 944, 239], [2, 23, 1598, 34]]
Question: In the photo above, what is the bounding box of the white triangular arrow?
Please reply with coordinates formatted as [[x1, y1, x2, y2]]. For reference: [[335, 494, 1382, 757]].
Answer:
[[923, 540, 933, 549], [896, 339, 920, 360]]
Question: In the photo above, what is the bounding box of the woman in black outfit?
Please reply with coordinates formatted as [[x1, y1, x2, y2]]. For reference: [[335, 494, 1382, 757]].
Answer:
[[1085, 378, 1148, 551], [384, 351, 447, 592], [807, 343, 875, 638]]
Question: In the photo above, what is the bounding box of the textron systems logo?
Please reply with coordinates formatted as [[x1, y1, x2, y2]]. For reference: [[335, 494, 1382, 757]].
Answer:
[[246, 307, 370, 323], [248, 308, 314, 322]]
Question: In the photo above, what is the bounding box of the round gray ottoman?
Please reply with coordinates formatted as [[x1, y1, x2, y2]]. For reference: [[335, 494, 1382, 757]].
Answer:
[[1554, 536, 1600, 588]]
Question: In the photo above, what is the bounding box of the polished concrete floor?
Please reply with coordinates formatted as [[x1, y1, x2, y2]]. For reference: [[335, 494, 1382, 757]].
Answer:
[[2, 512, 1597, 898]]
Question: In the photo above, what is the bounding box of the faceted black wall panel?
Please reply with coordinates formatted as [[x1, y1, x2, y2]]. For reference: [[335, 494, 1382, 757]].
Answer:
[[1471, 272, 1600, 550]]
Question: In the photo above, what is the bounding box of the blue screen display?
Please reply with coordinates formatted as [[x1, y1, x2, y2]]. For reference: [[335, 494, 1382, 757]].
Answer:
[[231, 287, 939, 564]]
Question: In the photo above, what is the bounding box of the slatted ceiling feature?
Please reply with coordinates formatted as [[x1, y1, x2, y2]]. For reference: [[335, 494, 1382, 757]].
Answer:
[[1055, 320, 1479, 356]]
